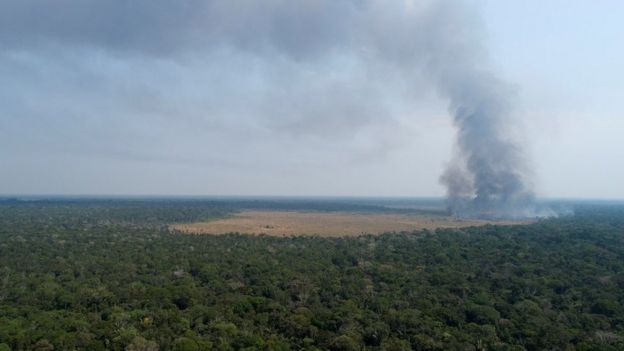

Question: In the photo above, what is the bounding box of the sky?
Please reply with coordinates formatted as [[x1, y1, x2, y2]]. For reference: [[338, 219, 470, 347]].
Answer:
[[0, 0, 622, 199]]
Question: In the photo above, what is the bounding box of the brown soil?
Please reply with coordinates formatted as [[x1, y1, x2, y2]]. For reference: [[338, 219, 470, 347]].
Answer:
[[171, 210, 527, 237]]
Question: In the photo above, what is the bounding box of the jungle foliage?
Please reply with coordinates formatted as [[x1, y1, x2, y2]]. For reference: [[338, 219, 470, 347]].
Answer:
[[0, 199, 623, 350]]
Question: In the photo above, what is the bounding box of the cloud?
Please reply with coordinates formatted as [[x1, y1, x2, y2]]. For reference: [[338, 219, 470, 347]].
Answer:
[[2, 0, 525, 201], [1, 0, 463, 144], [0, 0, 358, 56]]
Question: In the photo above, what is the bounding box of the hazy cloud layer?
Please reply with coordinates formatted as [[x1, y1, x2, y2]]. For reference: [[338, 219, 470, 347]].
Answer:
[[1, 1, 463, 177], [0, 0, 521, 199], [2, 1, 619, 199]]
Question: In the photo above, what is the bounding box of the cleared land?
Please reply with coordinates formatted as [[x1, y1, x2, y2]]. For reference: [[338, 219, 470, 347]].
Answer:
[[171, 210, 526, 237]]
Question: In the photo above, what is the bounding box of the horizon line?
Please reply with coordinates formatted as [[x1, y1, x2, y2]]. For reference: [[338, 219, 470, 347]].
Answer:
[[1, 194, 623, 203]]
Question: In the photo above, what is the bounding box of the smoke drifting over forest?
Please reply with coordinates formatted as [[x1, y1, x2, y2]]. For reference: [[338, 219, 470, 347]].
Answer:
[[436, 64, 537, 219], [0, 0, 564, 214]]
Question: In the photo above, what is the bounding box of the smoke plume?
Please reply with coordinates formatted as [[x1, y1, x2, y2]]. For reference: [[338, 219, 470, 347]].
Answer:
[[439, 76, 537, 218], [0, 0, 549, 209], [425, 4, 539, 219]]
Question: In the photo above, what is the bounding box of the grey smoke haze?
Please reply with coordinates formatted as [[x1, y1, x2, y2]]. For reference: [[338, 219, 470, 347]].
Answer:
[[439, 73, 535, 218], [1, 1, 621, 202], [0, 0, 534, 216], [435, 61, 536, 218]]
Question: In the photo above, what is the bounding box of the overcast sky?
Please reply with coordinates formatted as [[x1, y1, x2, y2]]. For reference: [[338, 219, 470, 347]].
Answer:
[[1, 0, 622, 199]]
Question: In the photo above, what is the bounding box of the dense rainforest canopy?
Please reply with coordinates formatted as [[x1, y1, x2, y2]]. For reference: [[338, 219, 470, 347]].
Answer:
[[0, 199, 623, 350]]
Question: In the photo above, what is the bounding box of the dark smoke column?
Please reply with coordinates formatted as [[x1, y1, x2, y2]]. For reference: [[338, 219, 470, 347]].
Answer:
[[438, 69, 535, 219], [411, 0, 539, 219]]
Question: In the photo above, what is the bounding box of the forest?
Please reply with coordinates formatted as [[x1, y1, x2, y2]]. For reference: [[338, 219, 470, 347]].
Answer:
[[0, 198, 623, 350]]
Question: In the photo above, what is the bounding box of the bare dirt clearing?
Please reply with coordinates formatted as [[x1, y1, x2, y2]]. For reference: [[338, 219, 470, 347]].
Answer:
[[171, 210, 528, 237]]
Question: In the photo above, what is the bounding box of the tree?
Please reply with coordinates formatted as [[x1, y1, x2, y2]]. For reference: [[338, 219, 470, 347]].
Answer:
[[126, 336, 159, 351]]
